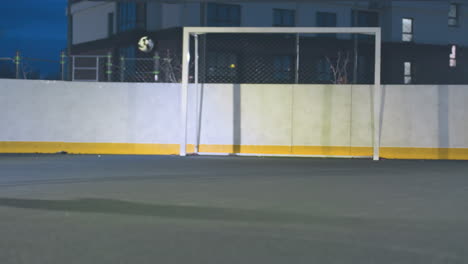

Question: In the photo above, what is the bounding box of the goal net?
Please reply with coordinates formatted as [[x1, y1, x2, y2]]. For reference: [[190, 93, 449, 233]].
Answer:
[[180, 27, 382, 160]]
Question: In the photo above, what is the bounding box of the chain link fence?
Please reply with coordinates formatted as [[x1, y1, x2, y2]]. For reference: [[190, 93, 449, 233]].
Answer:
[[1, 33, 374, 84], [192, 33, 375, 85], [70, 50, 187, 83], [0, 52, 67, 81]]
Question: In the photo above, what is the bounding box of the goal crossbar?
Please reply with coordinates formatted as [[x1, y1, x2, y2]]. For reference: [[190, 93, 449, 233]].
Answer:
[[180, 27, 382, 160]]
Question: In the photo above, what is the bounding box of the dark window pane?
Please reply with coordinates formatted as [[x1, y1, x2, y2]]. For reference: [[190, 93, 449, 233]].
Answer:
[[207, 3, 241, 27], [273, 9, 295, 27]]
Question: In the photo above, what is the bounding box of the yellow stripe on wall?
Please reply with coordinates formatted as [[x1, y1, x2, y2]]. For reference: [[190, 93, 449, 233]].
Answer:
[[380, 147, 468, 160], [197, 145, 373, 156], [0, 142, 467, 160], [0, 141, 180, 155]]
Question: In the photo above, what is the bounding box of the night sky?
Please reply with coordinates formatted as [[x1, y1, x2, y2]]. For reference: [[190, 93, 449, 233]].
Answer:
[[0, 0, 67, 76]]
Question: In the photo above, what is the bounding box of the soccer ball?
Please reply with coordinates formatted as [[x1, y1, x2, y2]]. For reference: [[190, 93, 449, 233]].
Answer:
[[138, 36, 154, 53]]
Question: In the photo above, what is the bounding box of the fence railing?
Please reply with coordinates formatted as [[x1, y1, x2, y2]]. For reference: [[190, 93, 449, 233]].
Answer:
[[0, 51, 68, 81], [2, 39, 374, 84], [0, 51, 181, 83], [70, 52, 182, 83], [71, 55, 107, 82]]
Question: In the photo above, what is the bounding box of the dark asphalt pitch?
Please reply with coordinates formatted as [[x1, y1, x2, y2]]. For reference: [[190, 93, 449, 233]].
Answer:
[[0, 154, 467, 264]]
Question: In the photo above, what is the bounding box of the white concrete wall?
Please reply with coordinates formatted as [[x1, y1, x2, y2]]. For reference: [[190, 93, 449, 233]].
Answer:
[[380, 85, 468, 148], [72, 2, 116, 45], [1, 80, 467, 157], [0, 80, 180, 144]]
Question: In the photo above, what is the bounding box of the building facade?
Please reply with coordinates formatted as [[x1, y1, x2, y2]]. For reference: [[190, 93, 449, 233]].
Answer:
[[69, 0, 468, 84]]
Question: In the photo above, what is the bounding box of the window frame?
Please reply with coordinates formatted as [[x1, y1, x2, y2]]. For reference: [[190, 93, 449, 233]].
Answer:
[[402, 17, 414, 42], [207, 3, 241, 27], [403, 61, 413, 84], [449, 3, 459, 27], [316, 11, 337, 27], [273, 8, 296, 27], [450, 44, 457, 68]]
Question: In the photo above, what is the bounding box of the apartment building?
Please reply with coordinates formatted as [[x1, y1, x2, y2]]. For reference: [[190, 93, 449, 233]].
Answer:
[[69, 0, 468, 84]]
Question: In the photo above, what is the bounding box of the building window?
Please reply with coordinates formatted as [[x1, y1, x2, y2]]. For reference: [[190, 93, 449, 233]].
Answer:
[[117, 2, 146, 32], [450, 45, 457, 67], [449, 3, 459, 27], [273, 9, 295, 27], [207, 52, 237, 79], [402, 18, 413, 42], [207, 3, 241, 27], [273, 55, 293, 81], [404, 61, 412, 84], [108, 13, 114, 37]]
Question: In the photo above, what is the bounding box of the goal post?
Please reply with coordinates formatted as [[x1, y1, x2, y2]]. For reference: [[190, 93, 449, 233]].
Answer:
[[180, 27, 382, 160]]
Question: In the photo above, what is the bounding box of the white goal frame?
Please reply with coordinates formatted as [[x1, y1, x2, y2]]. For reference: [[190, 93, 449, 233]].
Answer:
[[180, 27, 382, 161]]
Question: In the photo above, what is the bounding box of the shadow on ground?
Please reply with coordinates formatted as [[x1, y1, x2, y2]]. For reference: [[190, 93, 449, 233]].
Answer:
[[0, 197, 375, 227]]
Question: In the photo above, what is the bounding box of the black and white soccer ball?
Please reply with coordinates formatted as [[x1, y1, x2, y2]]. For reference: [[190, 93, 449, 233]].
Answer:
[[138, 36, 154, 53]]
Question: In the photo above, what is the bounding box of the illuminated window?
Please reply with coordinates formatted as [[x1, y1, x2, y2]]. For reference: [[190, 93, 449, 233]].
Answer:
[[450, 45, 457, 67], [449, 3, 459, 27], [404, 61, 412, 84], [402, 18, 413, 42]]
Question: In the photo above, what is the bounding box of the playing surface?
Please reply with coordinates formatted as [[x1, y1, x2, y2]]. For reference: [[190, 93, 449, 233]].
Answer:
[[1, 155, 467, 264]]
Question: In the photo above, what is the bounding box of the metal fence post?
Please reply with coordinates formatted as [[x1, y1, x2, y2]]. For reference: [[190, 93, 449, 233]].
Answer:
[[120, 56, 125, 82], [153, 52, 160, 82], [71, 56, 75, 81], [15, 51, 20, 79], [60, 51, 66, 81], [194, 34, 200, 153], [106, 51, 112, 82], [295, 33, 300, 84], [96, 57, 100, 82]]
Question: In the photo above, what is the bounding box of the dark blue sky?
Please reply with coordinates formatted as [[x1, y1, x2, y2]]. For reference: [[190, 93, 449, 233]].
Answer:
[[0, 0, 67, 61]]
